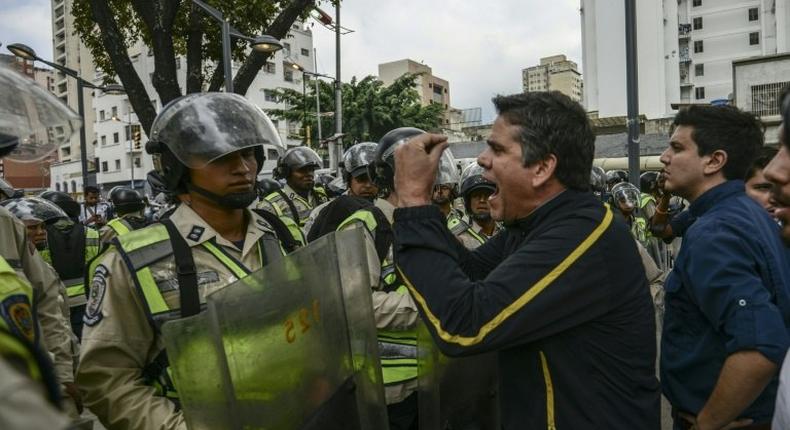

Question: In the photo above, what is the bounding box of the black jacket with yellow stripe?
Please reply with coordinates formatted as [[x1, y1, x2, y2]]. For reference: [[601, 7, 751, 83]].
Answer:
[[393, 190, 660, 430]]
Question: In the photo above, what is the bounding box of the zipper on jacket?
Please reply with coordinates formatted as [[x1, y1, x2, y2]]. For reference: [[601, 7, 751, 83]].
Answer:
[[539, 351, 557, 430]]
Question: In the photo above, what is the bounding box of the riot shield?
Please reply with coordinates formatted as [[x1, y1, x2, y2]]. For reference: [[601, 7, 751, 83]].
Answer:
[[162, 227, 387, 430], [417, 321, 500, 430]]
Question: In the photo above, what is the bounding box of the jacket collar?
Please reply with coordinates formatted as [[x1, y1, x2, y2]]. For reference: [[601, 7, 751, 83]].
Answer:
[[506, 189, 576, 233], [171, 204, 271, 258], [689, 180, 744, 218]]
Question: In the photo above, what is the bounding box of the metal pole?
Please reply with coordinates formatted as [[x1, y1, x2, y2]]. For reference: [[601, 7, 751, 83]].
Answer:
[[128, 103, 134, 188], [77, 79, 90, 190], [303, 74, 308, 147], [314, 48, 322, 143], [332, 3, 343, 172], [625, 0, 640, 187], [221, 20, 234, 93]]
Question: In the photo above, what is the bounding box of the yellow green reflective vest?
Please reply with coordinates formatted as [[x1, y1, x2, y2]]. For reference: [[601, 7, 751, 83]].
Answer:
[[106, 217, 133, 237], [447, 215, 486, 247], [263, 187, 328, 227], [337, 209, 418, 386], [107, 223, 283, 400]]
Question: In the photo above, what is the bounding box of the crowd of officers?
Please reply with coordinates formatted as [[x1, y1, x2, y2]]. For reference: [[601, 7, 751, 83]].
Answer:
[[3, 63, 790, 430]]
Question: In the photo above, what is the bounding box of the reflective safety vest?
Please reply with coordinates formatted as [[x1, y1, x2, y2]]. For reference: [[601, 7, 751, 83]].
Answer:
[[263, 187, 328, 227], [0, 256, 61, 405], [41, 226, 100, 305], [447, 216, 486, 247], [109, 224, 283, 400], [106, 217, 133, 237], [631, 216, 649, 244], [337, 209, 418, 387], [640, 193, 656, 210]]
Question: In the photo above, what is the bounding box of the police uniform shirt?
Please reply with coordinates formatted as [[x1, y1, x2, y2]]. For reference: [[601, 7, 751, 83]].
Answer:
[[258, 183, 326, 226], [0, 207, 75, 391], [0, 357, 71, 430], [77, 204, 280, 430]]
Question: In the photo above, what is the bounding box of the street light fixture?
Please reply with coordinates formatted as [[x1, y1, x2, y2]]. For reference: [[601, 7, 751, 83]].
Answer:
[[191, 0, 284, 92], [8, 42, 125, 190]]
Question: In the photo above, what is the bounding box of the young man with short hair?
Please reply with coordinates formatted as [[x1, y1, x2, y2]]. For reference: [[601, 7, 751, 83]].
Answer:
[[659, 105, 790, 429]]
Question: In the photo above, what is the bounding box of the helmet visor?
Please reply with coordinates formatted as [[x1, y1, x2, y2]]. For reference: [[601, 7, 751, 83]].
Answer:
[[0, 66, 81, 162]]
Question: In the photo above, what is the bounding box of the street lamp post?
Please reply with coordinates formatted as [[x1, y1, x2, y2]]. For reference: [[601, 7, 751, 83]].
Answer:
[[7, 43, 124, 190], [191, 0, 284, 93]]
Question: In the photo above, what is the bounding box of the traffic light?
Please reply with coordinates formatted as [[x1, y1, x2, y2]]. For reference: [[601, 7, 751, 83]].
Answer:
[[133, 129, 141, 150]]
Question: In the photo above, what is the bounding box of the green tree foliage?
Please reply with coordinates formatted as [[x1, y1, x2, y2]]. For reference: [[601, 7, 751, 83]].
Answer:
[[267, 73, 445, 147], [71, 0, 319, 134]]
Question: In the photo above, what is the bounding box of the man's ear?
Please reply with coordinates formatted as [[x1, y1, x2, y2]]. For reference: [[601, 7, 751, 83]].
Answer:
[[531, 154, 558, 188], [703, 149, 728, 176]]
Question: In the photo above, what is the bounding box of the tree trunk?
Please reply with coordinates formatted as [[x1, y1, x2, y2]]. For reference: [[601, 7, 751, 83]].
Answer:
[[185, 2, 204, 94], [131, 0, 182, 105], [232, 0, 316, 95], [89, 0, 157, 135]]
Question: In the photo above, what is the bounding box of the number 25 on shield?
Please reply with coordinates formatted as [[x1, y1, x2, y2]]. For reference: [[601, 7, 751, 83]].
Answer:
[[284, 299, 321, 343]]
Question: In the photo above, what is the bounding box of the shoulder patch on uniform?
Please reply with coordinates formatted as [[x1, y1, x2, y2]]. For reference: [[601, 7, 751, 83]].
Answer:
[[187, 226, 205, 242], [1, 294, 35, 342], [84, 264, 109, 327]]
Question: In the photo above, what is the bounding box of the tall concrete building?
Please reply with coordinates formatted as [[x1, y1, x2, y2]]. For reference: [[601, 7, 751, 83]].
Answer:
[[49, 0, 98, 195], [88, 22, 315, 192], [581, 0, 790, 119], [378, 59, 456, 127], [522, 55, 584, 103]]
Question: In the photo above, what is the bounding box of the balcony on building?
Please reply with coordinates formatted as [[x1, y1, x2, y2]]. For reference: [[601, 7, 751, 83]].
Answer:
[[678, 23, 692, 40]]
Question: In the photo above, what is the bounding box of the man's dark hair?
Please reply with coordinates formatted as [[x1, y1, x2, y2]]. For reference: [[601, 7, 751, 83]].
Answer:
[[492, 91, 594, 191], [672, 105, 763, 180], [745, 146, 778, 181], [84, 186, 100, 194]]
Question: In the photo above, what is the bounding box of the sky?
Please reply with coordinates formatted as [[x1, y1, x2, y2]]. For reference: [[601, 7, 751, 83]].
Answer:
[[0, 0, 583, 123]]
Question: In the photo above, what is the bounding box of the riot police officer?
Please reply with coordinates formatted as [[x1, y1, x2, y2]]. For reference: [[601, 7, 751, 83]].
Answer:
[[431, 153, 462, 220], [100, 186, 149, 243], [77, 92, 300, 430], [449, 163, 500, 249], [0, 64, 81, 425], [258, 146, 329, 227], [38, 191, 101, 339]]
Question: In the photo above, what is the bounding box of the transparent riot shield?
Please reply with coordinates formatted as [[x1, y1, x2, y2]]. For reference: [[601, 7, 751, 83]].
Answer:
[[162, 227, 387, 430], [417, 321, 500, 430]]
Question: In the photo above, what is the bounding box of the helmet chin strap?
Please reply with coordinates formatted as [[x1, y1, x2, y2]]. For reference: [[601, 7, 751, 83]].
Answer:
[[187, 183, 257, 210]]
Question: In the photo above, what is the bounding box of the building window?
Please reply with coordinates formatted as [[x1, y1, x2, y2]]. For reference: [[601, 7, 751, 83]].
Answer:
[[55, 183, 60, 191], [692, 0, 701, 6], [134, 157, 141, 168], [695, 87, 705, 100], [115, 159, 121, 171], [62, 181, 68, 192], [101, 161, 108, 172], [750, 81, 790, 116], [125, 125, 131, 141], [113, 132, 119, 143], [264, 61, 276, 74], [749, 8, 758, 21], [101, 135, 106, 146], [695, 64, 704, 76], [99, 110, 105, 121], [693, 17, 703, 30], [284, 69, 294, 82], [750, 32, 760, 45], [694, 40, 704, 53], [301, 48, 310, 56], [111, 106, 117, 119], [263, 89, 278, 102], [71, 180, 76, 192], [283, 43, 291, 56]]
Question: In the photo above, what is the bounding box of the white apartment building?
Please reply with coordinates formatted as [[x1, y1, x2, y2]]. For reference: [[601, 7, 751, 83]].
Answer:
[[49, 0, 97, 195], [90, 22, 315, 192], [522, 55, 584, 103], [581, 0, 790, 119]]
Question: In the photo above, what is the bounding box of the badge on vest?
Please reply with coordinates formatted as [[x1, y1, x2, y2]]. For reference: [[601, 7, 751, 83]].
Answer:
[[187, 226, 205, 242], [84, 264, 109, 327], [0, 294, 35, 342]]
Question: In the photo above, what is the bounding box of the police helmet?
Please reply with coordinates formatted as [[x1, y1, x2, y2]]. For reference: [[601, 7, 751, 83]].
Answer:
[[273, 146, 323, 180], [605, 170, 628, 188], [341, 142, 378, 181], [326, 175, 347, 197], [257, 177, 282, 197], [110, 187, 145, 215], [39, 191, 80, 218], [640, 171, 660, 194], [611, 182, 641, 211], [369, 127, 425, 191], [1, 197, 68, 225], [590, 166, 607, 193], [0, 65, 81, 160], [459, 163, 495, 198], [436, 150, 460, 191], [146, 92, 283, 193]]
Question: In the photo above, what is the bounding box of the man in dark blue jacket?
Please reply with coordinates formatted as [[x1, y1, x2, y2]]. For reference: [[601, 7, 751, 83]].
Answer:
[[391, 91, 660, 429], [659, 105, 790, 429]]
